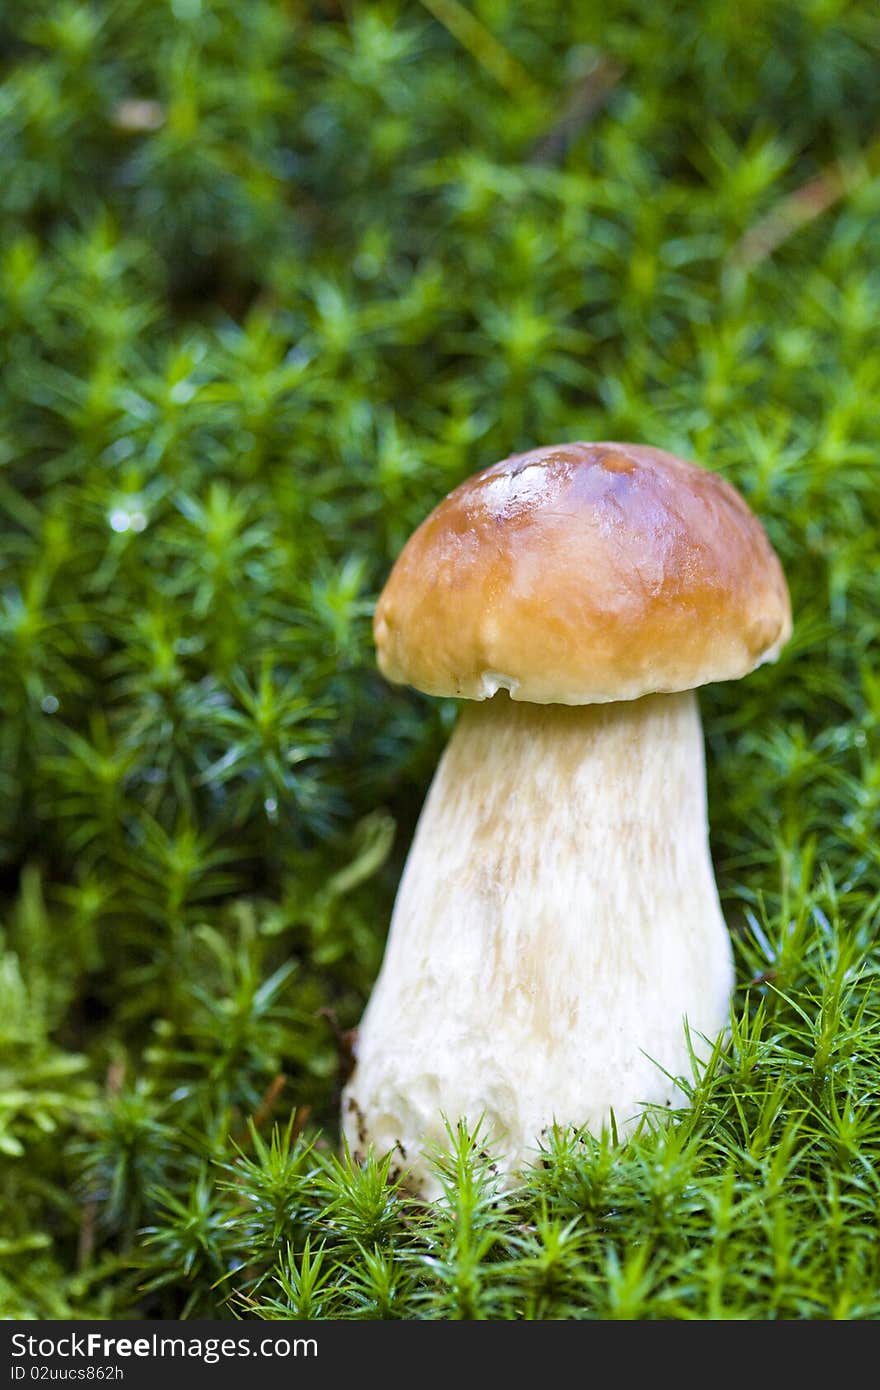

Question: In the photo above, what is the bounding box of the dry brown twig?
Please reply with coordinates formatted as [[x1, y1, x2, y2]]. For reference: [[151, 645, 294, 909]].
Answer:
[[530, 55, 624, 165], [728, 140, 880, 277], [77, 1058, 126, 1270]]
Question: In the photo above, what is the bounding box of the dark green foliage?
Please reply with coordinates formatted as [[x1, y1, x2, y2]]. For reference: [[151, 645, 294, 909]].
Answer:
[[1, 0, 879, 1319]]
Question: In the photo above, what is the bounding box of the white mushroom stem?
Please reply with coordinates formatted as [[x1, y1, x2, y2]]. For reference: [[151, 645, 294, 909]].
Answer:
[[343, 690, 734, 1196]]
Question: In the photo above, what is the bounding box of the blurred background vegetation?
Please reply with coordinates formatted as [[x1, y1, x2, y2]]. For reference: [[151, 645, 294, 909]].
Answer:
[[1, 0, 879, 1319]]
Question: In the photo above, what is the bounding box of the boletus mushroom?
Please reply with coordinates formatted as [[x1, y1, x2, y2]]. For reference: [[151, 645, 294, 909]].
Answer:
[[344, 441, 791, 1195]]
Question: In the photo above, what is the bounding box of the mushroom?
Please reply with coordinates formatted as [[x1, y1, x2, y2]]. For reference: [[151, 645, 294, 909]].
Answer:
[[344, 441, 791, 1196]]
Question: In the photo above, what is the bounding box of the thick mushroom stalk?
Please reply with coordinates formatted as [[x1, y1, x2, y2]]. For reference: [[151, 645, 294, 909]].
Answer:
[[343, 689, 733, 1195]]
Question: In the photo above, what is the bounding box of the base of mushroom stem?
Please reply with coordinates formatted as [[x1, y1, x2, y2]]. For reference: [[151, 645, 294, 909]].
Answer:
[[343, 1085, 708, 1200]]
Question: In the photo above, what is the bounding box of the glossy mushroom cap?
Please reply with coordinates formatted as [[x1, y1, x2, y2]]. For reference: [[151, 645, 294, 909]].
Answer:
[[374, 441, 792, 705]]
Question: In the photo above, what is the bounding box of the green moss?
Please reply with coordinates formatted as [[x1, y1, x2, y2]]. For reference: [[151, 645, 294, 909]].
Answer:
[[1, 0, 879, 1319]]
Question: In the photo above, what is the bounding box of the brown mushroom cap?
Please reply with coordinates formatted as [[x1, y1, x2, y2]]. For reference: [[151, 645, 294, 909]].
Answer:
[[373, 441, 792, 705]]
